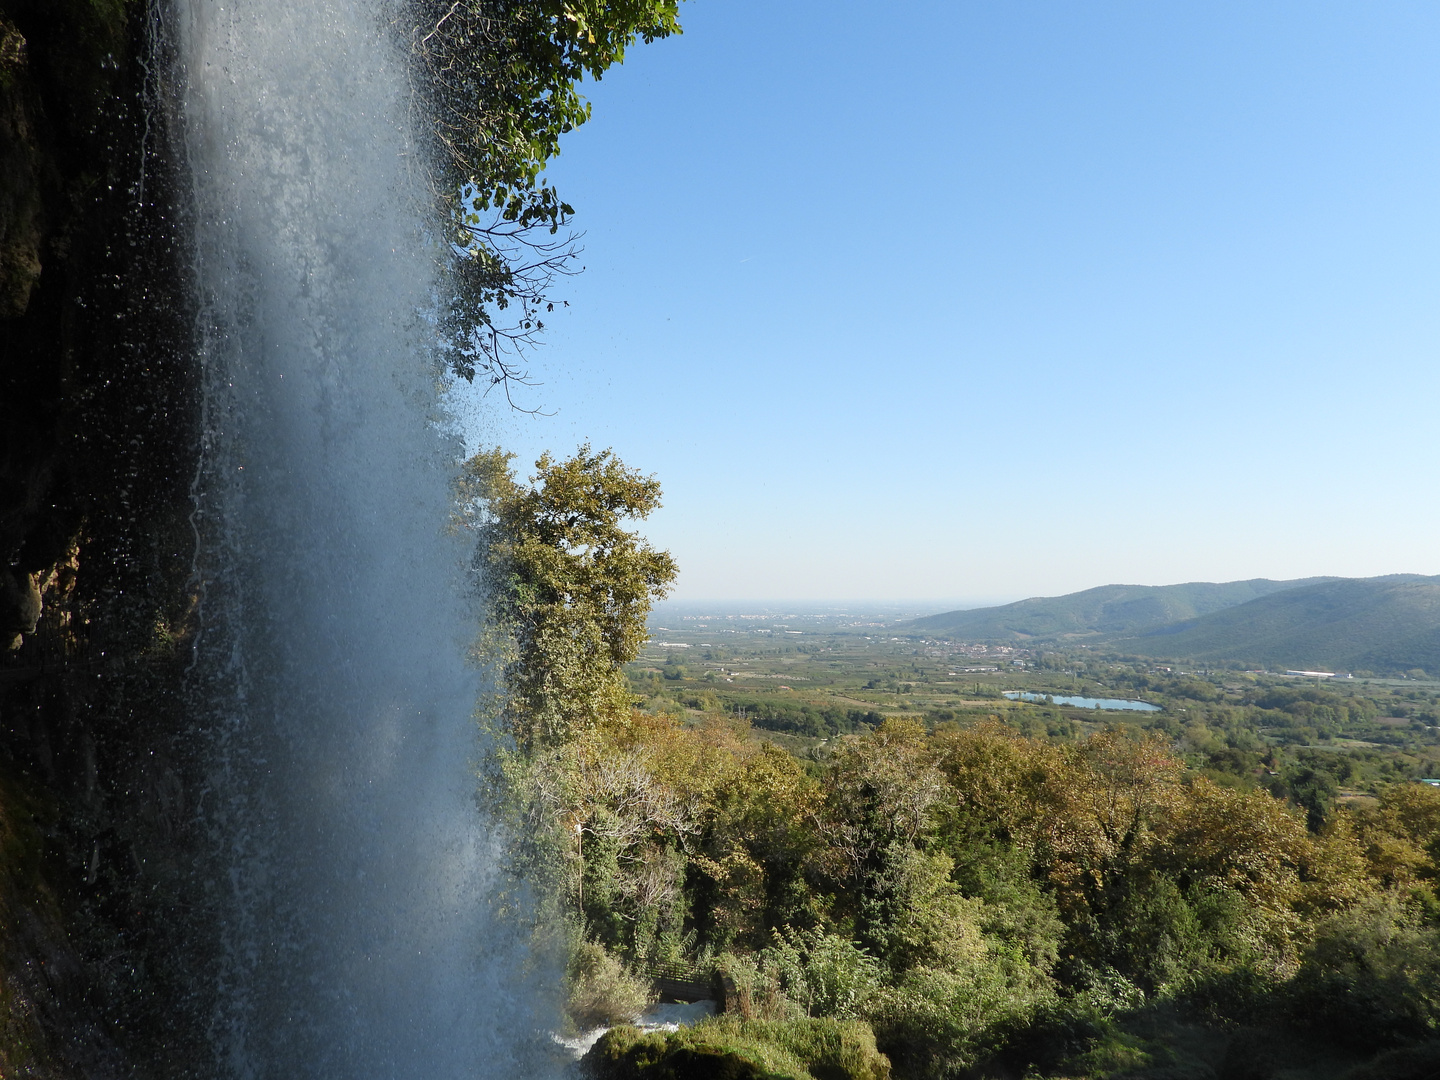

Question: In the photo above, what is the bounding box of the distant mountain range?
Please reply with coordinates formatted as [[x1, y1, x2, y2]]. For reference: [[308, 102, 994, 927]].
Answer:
[[903, 575, 1440, 674], [905, 579, 1333, 641]]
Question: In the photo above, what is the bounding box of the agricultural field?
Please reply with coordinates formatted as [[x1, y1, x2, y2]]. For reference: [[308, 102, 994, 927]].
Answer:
[[629, 608, 1440, 816]]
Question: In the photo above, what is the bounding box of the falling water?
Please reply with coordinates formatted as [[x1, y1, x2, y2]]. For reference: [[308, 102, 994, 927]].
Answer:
[[173, 0, 555, 1075]]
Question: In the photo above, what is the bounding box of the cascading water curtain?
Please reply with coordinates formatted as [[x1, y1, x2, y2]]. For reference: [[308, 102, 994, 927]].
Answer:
[[175, 0, 557, 1075]]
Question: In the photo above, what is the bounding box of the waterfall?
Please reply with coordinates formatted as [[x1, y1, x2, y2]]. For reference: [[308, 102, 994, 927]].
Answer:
[[173, 1, 555, 1074]]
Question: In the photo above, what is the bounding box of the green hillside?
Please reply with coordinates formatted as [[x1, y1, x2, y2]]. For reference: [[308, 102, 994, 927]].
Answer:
[[1117, 574, 1440, 673], [904, 578, 1330, 641]]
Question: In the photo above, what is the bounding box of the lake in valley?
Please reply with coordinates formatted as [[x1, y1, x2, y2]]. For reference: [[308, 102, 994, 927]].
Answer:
[[1004, 692, 1162, 712]]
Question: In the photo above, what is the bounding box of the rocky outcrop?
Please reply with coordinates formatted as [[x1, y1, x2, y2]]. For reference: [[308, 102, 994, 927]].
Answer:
[[0, 566, 42, 650]]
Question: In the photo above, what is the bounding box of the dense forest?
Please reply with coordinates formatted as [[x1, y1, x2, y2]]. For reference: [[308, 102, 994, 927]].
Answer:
[[573, 710, 1440, 1079]]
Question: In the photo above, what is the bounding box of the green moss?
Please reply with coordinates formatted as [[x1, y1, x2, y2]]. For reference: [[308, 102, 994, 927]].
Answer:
[[583, 1016, 890, 1080]]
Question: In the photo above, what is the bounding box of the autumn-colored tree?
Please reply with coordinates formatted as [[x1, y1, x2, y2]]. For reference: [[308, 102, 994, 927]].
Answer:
[[927, 721, 1375, 993], [1352, 782, 1440, 893], [696, 743, 824, 951]]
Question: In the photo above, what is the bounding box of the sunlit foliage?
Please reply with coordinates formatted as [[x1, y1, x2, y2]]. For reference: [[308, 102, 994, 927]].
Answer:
[[406, 0, 682, 389]]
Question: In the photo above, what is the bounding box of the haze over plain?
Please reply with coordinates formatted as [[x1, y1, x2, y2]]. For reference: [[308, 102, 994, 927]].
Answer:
[[463, 0, 1440, 603]]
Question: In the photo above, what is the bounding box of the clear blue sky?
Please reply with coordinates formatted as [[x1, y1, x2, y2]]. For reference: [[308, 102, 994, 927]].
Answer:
[[461, 0, 1440, 604]]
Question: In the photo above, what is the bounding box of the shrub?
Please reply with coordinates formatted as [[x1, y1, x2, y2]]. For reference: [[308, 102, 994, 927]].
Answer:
[[871, 964, 1042, 1080], [756, 928, 886, 1021], [987, 996, 1118, 1078], [715, 951, 801, 1021], [568, 941, 655, 1029]]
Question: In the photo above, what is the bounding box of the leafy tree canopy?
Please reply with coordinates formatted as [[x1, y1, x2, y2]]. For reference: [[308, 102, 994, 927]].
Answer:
[[458, 443, 677, 751], [408, 0, 683, 390]]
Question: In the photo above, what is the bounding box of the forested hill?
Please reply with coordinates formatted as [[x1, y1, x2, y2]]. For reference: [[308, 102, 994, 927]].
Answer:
[[904, 575, 1440, 674], [1115, 573, 1440, 673], [904, 577, 1330, 641]]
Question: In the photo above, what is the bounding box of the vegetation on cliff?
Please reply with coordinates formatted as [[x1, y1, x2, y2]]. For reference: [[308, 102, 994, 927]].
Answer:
[[409, 0, 683, 391]]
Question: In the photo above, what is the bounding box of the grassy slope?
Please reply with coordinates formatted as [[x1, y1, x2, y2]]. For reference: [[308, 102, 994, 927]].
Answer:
[[1114, 574, 1440, 673], [904, 578, 1331, 642]]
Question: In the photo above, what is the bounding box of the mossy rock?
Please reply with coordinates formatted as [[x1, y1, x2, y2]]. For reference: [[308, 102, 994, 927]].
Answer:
[[582, 1017, 890, 1080]]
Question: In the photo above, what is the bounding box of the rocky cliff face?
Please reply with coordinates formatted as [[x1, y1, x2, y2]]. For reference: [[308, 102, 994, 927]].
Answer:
[[0, 1, 209, 1074]]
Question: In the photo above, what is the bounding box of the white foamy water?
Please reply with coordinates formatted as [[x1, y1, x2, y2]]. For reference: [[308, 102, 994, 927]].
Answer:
[[174, 1, 557, 1074]]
